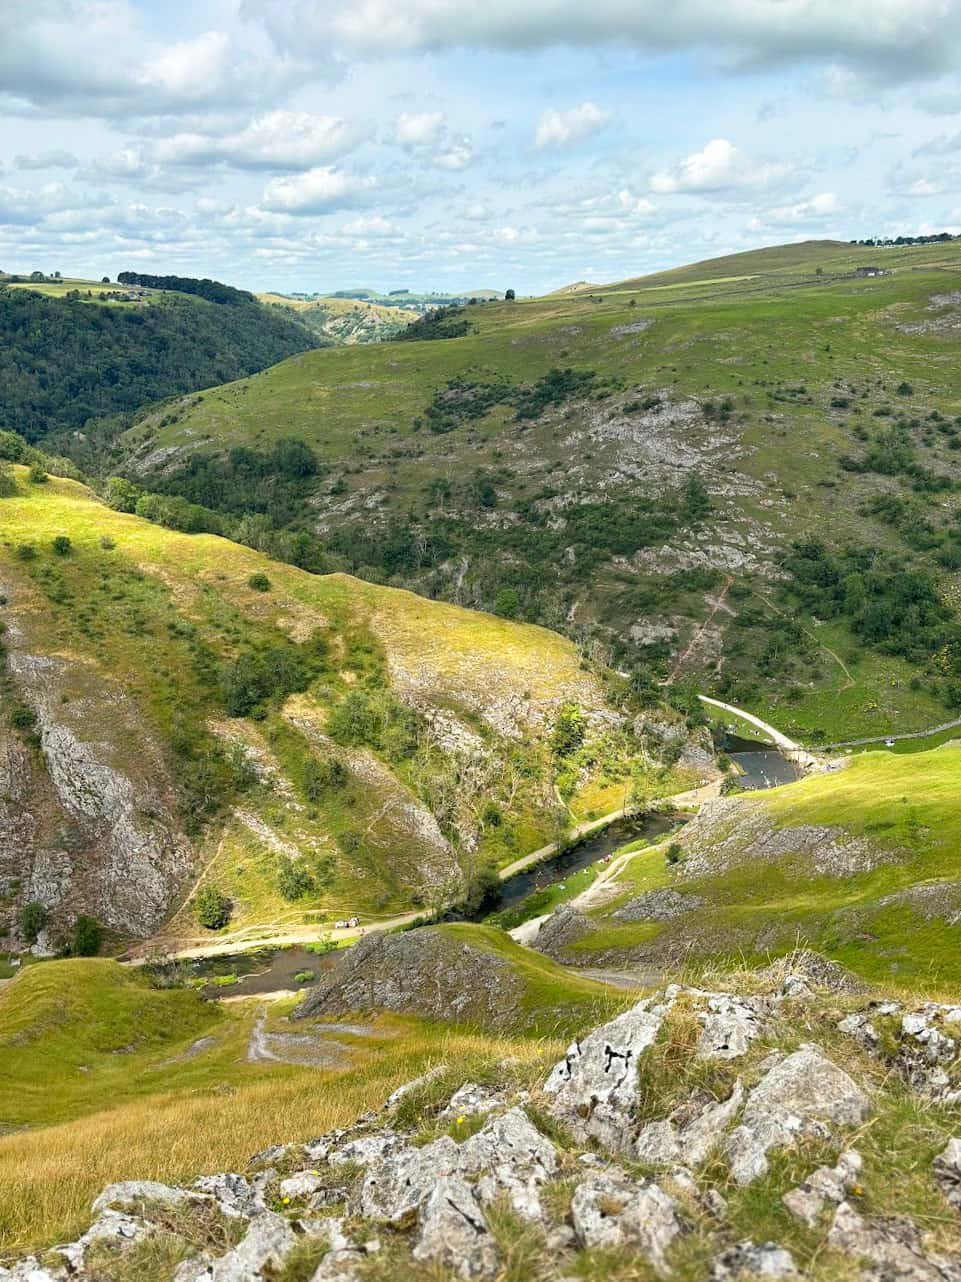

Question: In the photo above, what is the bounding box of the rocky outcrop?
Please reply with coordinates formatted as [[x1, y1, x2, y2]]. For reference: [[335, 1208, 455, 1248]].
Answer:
[[0, 595, 194, 944], [293, 928, 527, 1028], [8, 975, 961, 1282]]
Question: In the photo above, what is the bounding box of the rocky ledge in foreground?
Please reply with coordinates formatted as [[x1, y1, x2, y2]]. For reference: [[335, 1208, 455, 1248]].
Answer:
[[5, 957, 961, 1281]]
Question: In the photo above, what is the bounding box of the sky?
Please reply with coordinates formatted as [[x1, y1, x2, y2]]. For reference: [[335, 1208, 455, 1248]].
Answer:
[[7, 2, 961, 294]]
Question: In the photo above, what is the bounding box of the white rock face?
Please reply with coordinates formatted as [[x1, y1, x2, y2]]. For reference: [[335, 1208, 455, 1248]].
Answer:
[[543, 994, 674, 1150], [712, 1240, 799, 1279], [636, 1080, 745, 1167], [570, 1171, 681, 1274], [91, 1180, 190, 1214], [934, 1138, 961, 1210], [412, 1176, 500, 1279], [725, 1046, 870, 1185], [460, 1107, 558, 1221], [209, 1213, 297, 1282], [360, 1136, 462, 1225], [782, 1150, 862, 1228]]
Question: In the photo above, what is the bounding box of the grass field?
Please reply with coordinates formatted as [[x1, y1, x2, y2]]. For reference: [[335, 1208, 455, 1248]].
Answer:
[[117, 238, 961, 740], [564, 744, 961, 994]]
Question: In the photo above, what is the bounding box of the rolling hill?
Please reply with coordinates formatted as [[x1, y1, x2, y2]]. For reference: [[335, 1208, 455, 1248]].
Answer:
[[0, 464, 696, 954], [107, 238, 961, 745], [0, 276, 319, 446]]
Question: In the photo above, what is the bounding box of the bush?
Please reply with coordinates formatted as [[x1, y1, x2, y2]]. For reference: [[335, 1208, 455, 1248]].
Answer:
[[247, 573, 271, 592], [194, 883, 232, 930], [15, 543, 36, 560], [0, 466, 17, 498], [20, 901, 47, 943], [9, 703, 36, 732], [72, 915, 103, 956], [277, 856, 314, 901], [665, 842, 683, 865], [301, 755, 347, 801], [51, 535, 72, 556], [28, 463, 48, 484], [551, 703, 587, 759]]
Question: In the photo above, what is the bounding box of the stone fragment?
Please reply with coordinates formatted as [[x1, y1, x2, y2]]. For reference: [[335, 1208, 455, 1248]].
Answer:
[[543, 994, 674, 1151], [91, 1180, 190, 1214], [412, 1176, 500, 1279], [697, 994, 767, 1059], [279, 1171, 325, 1200], [636, 1080, 745, 1167], [782, 1149, 862, 1228], [935, 1138, 961, 1211], [570, 1172, 681, 1275], [725, 1046, 869, 1185], [440, 1082, 505, 1120], [192, 1173, 261, 1220], [359, 1136, 461, 1225], [712, 1240, 798, 1279], [209, 1212, 296, 1282], [460, 1107, 558, 1221], [827, 1201, 960, 1281], [385, 1064, 448, 1111]]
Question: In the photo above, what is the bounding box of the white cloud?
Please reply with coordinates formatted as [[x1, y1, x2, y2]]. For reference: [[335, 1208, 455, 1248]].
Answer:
[[249, 0, 961, 82], [152, 112, 369, 172], [432, 138, 473, 169], [535, 102, 610, 149], [260, 166, 377, 214], [650, 138, 792, 194], [757, 191, 842, 226], [343, 214, 396, 236], [14, 149, 78, 170], [394, 111, 446, 147]]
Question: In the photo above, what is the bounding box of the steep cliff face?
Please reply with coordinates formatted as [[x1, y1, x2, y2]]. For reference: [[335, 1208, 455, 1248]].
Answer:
[[0, 578, 194, 948]]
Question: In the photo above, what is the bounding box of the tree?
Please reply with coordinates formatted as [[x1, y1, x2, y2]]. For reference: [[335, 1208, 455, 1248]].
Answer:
[[551, 703, 586, 759], [20, 901, 47, 943], [101, 276, 110, 284], [195, 884, 232, 930], [105, 475, 143, 512], [505, 289, 516, 301], [494, 586, 521, 618], [72, 915, 103, 956], [247, 573, 271, 592], [277, 857, 314, 901], [51, 535, 71, 555]]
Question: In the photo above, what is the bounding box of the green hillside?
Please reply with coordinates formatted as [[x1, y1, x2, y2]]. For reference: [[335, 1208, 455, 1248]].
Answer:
[[0, 466, 689, 952], [0, 278, 318, 445], [108, 239, 961, 744], [539, 742, 961, 994]]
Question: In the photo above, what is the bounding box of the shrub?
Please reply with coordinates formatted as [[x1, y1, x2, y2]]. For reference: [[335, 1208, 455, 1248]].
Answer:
[[293, 969, 316, 984], [194, 884, 232, 930], [15, 543, 36, 561], [51, 535, 72, 556], [28, 463, 48, 484], [301, 755, 347, 801], [20, 901, 47, 943], [9, 703, 36, 732], [665, 842, 683, 865], [72, 915, 103, 956], [0, 467, 16, 498], [277, 857, 314, 902], [551, 703, 587, 759], [247, 573, 271, 592]]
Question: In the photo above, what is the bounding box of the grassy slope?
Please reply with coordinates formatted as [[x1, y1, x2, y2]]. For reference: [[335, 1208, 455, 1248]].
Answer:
[[570, 744, 961, 993], [0, 930, 630, 1251], [0, 471, 668, 942], [259, 293, 413, 343], [121, 239, 961, 741]]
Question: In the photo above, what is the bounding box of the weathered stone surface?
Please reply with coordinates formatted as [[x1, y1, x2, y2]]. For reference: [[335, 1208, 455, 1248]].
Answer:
[[278, 1171, 325, 1200], [294, 930, 526, 1029], [460, 1107, 558, 1220], [827, 1201, 961, 1281], [209, 1212, 296, 1282], [359, 1136, 461, 1225], [935, 1138, 961, 1211], [783, 1149, 862, 1228], [412, 1176, 499, 1279], [726, 1046, 870, 1184], [440, 1082, 505, 1120], [191, 1173, 261, 1220], [570, 1172, 681, 1274], [385, 1064, 448, 1111], [636, 1080, 744, 1167], [696, 993, 768, 1059], [56, 1210, 148, 1271], [611, 889, 704, 923], [543, 994, 674, 1150], [91, 1180, 190, 1214], [712, 1240, 798, 1279]]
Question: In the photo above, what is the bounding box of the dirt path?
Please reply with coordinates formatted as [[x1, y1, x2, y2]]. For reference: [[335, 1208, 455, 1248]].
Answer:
[[663, 575, 734, 685]]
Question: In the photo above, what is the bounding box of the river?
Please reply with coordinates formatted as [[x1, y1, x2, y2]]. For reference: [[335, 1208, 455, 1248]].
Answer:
[[722, 732, 800, 790]]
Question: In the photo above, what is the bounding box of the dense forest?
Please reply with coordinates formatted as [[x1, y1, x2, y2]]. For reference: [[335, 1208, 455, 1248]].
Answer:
[[116, 272, 256, 305], [0, 288, 317, 443]]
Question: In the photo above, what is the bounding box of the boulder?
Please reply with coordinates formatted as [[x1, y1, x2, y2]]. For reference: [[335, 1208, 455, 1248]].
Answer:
[[725, 1046, 870, 1185], [440, 1082, 506, 1120], [359, 1136, 461, 1226], [696, 993, 768, 1059], [191, 1173, 261, 1220], [636, 1080, 744, 1167], [91, 1180, 190, 1214], [460, 1106, 558, 1220], [782, 1149, 862, 1228], [935, 1138, 961, 1211], [570, 1171, 681, 1274], [712, 1240, 799, 1279], [412, 1176, 499, 1279], [827, 1201, 960, 1281], [543, 993, 674, 1151], [209, 1212, 297, 1282]]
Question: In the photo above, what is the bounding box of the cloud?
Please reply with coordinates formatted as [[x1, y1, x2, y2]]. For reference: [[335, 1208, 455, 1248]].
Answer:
[[343, 214, 396, 236], [535, 102, 610, 149], [394, 111, 446, 147], [151, 112, 369, 172], [248, 0, 961, 83], [756, 191, 842, 226], [14, 149, 78, 170], [651, 138, 792, 194], [260, 166, 377, 214]]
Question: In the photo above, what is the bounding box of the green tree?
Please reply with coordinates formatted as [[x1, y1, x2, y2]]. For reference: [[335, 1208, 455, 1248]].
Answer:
[[277, 857, 314, 901], [51, 535, 71, 555], [72, 915, 103, 956], [247, 573, 271, 592], [494, 586, 521, 618], [551, 703, 586, 759], [20, 901, 47, 943], [195, 884, 232, 930], [105, 475, 143, 512]]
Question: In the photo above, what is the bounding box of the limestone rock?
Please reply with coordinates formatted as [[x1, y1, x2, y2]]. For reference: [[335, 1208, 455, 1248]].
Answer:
[[696, 993, 768, 1059], [412, 1176, 499, 1279], [191, 1173, 261, 1220], [712, 1240, 799, 1279], [543, 994, 674, 1151], [827, 1201, 961, 1281], [91, 1180, 190, 1214], [570, 1172, 681, 1274], [636, 1080, 744, 1167], [460, 1106, 558, 1220], [935, 1138, 961, 1211], [209, 1212, 296, 1282], [440, 1082, 505, 1120], [359, 1136, 461, 1226], [783, 1149, 861, 1228], [725, 1046, 870, 1185]]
